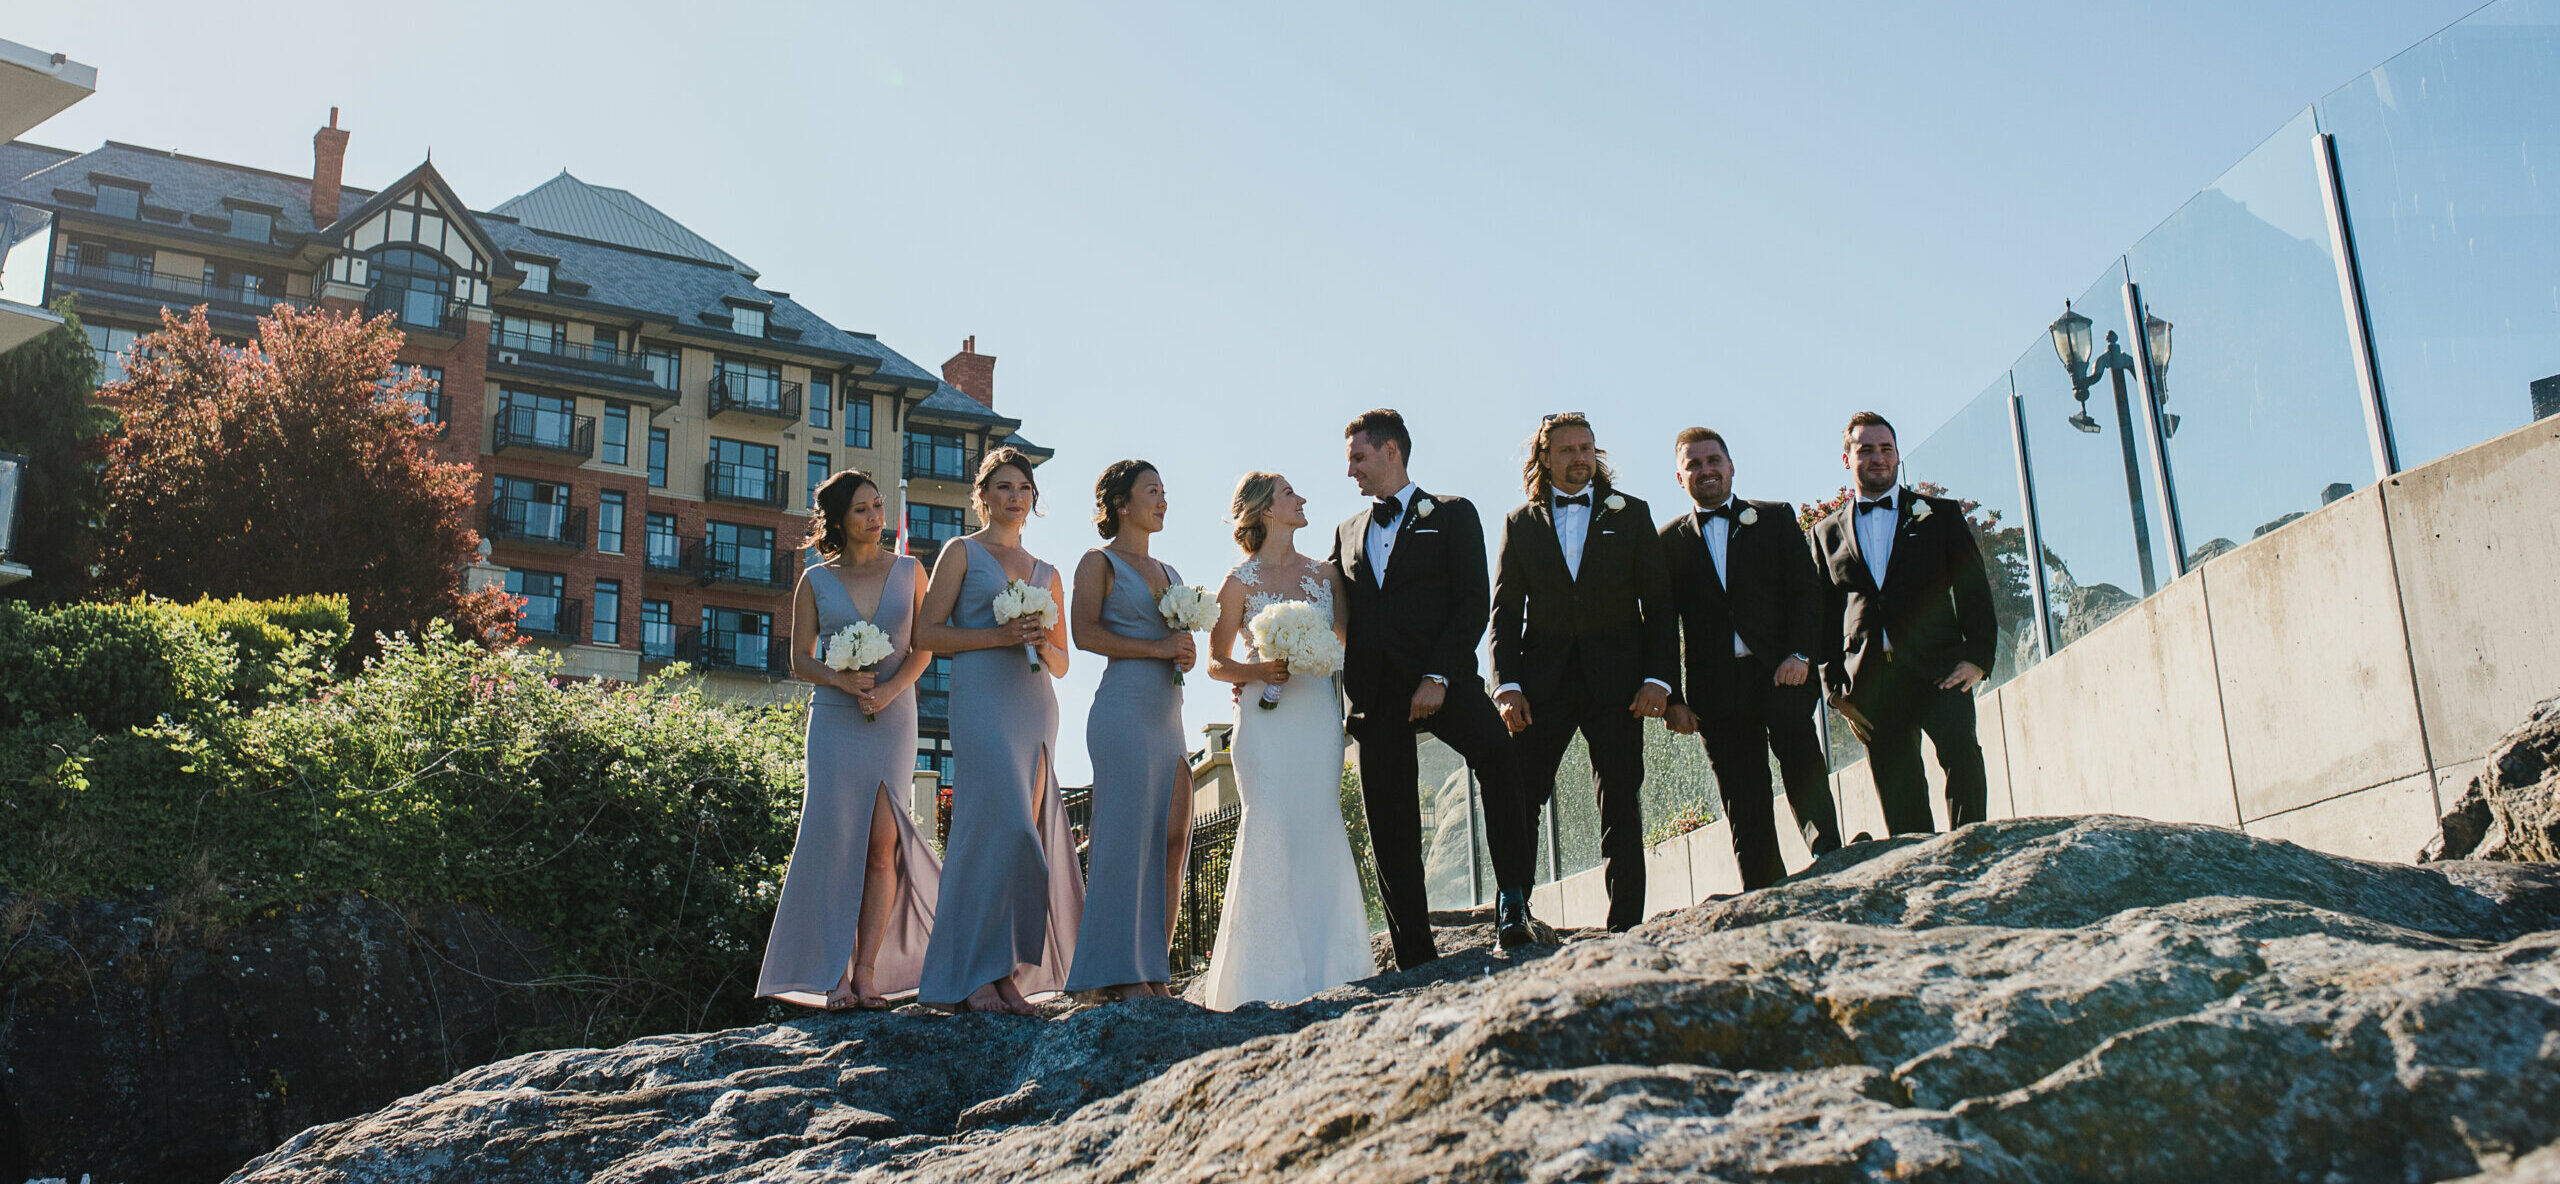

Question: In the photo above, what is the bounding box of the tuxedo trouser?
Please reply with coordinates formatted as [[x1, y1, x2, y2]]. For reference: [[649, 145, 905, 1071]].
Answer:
[[1509, 658, 1647, 931], [1859, 657, 1989, 835], [1349, 682, 1526, 969], [1696, 665, 1841, 890]]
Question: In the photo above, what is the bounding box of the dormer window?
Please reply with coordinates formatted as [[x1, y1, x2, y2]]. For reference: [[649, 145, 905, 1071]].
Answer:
[[228, 209, 272, 243], [95, 183, 142, 220], [518, 260, 551, 294], [731, 305, 766, 338]]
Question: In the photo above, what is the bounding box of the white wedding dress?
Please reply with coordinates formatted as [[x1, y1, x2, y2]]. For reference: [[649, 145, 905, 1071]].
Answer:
[[1195, 557, 1376, 1011]]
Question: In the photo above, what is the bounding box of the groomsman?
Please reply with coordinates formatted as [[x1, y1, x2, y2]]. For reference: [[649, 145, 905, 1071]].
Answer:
[[1490, 413, 1677, 932], [1657, 427, 1844, 891], [1810, 411, 1998, 834], [1331, 408, 1539, 962]]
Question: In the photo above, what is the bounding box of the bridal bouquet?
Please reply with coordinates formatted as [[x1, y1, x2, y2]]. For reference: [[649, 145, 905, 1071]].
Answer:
[[992, 578, 1061, 670], [824, 621, 895, 721], [1156, 583, 1218, 685], [1246, 600, 1343, 710]]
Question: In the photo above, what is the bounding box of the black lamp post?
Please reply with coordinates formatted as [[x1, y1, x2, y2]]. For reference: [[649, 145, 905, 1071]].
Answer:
[[2049, 301, 2159, 597]]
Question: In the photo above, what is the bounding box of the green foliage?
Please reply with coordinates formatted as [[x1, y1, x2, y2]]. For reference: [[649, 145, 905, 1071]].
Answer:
[[1340, 760, 1386, 931], [0, 297, 112, 606], [0, 599, 235, 731], [0, 621, 805, 1044], [173, 594, 352, 702]]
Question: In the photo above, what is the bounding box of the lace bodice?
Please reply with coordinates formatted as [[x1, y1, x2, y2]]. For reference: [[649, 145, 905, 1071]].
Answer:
[[1230, 556, 1333, 662]]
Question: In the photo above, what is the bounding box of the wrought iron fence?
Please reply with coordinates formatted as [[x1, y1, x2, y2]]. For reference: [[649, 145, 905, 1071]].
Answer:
[[1170, 804, 1242, 973]]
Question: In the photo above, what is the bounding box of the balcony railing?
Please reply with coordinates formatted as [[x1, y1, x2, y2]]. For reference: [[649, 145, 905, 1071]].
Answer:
[[492, 399, 597, 462], [903, 447, 982, 483], [515, 597, 585, 643], [642, 621, 682, 665], [643, 534, 686, 576], [688, 538, 795, 590], [486, 498, 586, 551], [490, 329, 670, 400], [704, 460, 786, 508], [56, 259, 315, 318], [366, 286, 469, 337], [708, 371, 803, 422], [675, 624, 792, 677]]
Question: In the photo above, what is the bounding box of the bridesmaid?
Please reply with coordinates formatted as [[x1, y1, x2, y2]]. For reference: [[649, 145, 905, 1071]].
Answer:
[[756, 469, 943, 1010], [913, 447, 1081, 1015], [1064, 461, 1197, 1001]]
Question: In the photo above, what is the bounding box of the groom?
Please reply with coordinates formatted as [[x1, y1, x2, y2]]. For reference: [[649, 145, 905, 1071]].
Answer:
[[1332, 408, 1538, 965]]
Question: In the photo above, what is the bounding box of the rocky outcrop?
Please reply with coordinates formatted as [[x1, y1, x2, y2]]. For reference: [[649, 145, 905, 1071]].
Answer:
[[227, 816, 2560, 1183], [1, 893, 575, 1184], [2430, 691, 2560, 863]]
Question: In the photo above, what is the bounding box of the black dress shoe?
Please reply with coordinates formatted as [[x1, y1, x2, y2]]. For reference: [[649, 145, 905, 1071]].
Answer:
[[1496, 889, 1532, 949]]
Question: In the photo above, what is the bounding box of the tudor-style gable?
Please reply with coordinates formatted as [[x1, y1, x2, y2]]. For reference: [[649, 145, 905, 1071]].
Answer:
[[314, 160, 516, 340]]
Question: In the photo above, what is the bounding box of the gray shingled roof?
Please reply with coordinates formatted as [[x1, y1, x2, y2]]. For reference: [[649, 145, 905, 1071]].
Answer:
[[492, 172, 757, 278], [484, 217, 940, 385], [0, 140, 76, 186], [0, 141, 376, 242]]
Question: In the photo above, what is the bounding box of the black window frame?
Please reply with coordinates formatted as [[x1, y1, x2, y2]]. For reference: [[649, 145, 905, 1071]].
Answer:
[[596, 489, 627, 554], [94, 183, 142, 220], [592, 578, 622, 646], [601, 402, 630, 466], [847, 393, 874, 449], [648, 427, 669, 488], [810, 373, 833, 430]]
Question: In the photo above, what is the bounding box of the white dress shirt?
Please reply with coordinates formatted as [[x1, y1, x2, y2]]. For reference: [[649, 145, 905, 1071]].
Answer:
[[1550, 487, 1595, 578], [1366, 481, 1418, 581], [1854, 488, 1901, 651], [1697, 500, 1752, 657]]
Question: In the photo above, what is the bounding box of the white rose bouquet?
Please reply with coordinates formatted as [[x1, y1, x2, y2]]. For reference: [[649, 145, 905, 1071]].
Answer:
[[824, 621, 896, 721], [1246, 600, 1344, 710], [1156, 583, 1218, 685], [992, 577, 1061, 670]]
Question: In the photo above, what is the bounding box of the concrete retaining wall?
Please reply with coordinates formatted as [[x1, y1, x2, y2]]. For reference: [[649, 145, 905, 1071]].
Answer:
[[1534, 417, 2560, 929]]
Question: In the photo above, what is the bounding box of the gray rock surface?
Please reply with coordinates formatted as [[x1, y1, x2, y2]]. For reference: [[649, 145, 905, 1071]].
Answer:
[[2431, 691, 2560, 863], [227, 816, 2560, 1183]]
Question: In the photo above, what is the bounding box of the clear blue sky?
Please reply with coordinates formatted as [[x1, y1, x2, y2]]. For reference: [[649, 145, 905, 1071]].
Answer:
[[13, 1, 2486, 781]]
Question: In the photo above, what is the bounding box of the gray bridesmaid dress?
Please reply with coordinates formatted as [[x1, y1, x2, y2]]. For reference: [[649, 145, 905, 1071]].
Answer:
[[756, 556, 944, 1005], [917, 538, 1085, 1005], [1065, 549, 1192, 990]]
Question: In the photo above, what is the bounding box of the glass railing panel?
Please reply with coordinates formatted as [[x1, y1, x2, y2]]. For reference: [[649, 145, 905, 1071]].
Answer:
[[1415, 735, 1480, 909], [2317, 0, 2560, 468], [1901, 376, 2043, 691], [2011, 261, 2175, 650], [2125, 107, 2375, 562]]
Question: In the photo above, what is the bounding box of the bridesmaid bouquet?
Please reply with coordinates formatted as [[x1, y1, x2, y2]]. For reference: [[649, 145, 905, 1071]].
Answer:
[[824, 622, 895, 721], [1246, 600, 1344, 710], [1156, 584, 1218, 685], [992, 578, 1061, 670]]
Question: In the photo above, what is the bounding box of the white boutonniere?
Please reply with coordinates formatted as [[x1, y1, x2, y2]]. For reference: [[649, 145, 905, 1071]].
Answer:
[[1910, 500, 1933, 523], [1414, 497, 1436, 519], [1737, 505, 1759, 526], [1603, 494, 1626, 512]]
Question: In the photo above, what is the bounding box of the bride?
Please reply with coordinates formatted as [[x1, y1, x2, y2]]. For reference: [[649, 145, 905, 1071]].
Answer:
[[1195, 471, 1376, 1010]]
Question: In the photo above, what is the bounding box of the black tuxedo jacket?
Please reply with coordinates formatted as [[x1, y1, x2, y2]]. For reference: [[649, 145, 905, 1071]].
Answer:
[[1658, 498, 1825, 709], [1811, 486, 1999, 701], [1330, 489, 1491, 718], [1489, 488, 1676, 706]]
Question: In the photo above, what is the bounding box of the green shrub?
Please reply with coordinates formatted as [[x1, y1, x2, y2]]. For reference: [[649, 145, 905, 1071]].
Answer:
[[0, 600, 235, 731], [173, 594, 352, 703], [1, 621, 806, 1044]]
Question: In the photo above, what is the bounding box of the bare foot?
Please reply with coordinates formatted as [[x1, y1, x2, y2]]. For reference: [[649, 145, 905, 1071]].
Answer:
[[849, 965, 891, 1010], [963, 983, 1006, 1013], [822, 969, 861, 1011], [994, 976, 1038, 1016]]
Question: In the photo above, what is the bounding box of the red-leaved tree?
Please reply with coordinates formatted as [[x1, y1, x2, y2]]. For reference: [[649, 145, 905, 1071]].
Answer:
[[96, 305, 514, 654]]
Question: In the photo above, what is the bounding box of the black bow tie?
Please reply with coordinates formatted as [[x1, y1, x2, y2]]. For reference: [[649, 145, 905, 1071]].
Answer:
[[1859, 497, 1897, 514], [1553, 492, 1592, 509], [1698, 501, 1739, 522], [1372, 496, 1402, 526]]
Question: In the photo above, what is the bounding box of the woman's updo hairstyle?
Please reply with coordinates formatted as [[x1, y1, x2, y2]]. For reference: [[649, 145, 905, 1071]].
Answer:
[[802, 468, 880, 556], [1092, 459, 1158, 540], [1229, 470, 1283, 554], [970, 446, 1043, 518]]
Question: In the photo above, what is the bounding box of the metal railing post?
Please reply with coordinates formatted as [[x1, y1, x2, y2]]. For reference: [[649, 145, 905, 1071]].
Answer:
[[2006, 377, 2057, 659], [2121, 280, 2187, 577], [2315, 129, 2399, 480]]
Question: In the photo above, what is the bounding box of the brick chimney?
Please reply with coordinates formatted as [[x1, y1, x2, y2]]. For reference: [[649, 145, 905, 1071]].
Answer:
[[311, 108, 349, 227], [942, 335, 995, 409]]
